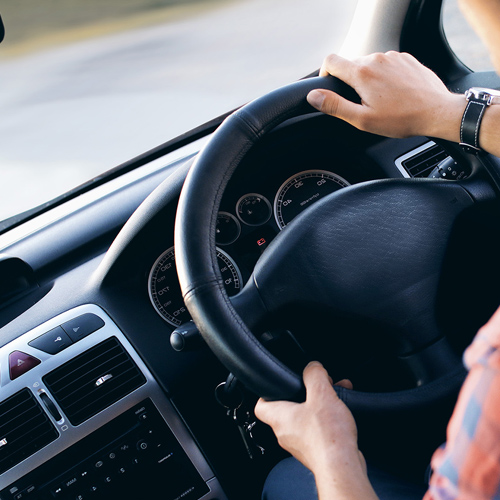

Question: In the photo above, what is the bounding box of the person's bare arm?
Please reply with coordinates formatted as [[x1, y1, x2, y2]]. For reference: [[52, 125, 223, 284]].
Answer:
[[255, 362, 379, 500], [306, 51, 500, 157]]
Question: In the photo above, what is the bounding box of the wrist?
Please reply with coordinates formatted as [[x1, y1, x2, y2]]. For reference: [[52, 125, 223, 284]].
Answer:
[[313, 452, 378, 500], [458, 87, 500, 153], [424, 93, 465, 143], [310, 444, 364, 477], [470, 94, 500, 153]]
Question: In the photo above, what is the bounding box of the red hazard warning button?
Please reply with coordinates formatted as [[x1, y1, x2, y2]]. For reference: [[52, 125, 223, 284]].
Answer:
[[9, 351, 41, 380]]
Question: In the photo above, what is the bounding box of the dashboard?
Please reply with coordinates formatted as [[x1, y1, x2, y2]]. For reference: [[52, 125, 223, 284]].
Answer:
[[0, 110, 470, 499]]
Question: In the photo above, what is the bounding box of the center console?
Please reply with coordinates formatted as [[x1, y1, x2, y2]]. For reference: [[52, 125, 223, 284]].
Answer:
[[0, 305, 226, 500]]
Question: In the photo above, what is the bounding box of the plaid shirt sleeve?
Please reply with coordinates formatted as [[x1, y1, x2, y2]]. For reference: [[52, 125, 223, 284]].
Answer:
[[424, 306, 500, 500]]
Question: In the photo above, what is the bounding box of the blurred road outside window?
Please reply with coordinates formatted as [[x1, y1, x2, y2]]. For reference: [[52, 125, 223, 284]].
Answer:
[[0, 0, 356, 222], [0, 0, 494, 223]]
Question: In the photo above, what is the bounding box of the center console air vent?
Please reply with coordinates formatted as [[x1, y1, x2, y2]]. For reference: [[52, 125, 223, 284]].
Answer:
[[43, 337, 146, 426], [396, 142, 449, 178], [0, 388, 58, 475]]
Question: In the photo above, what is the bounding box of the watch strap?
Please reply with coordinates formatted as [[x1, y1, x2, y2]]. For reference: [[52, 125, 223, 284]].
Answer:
[[460, 97, 487, 154]]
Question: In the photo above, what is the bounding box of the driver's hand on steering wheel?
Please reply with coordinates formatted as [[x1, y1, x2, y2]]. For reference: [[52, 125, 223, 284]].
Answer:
[[255, 361, 379, 500], [307, 52, 466, 145]]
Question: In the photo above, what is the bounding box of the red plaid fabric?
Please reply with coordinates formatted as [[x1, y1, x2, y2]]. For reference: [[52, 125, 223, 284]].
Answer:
[[425, 306, 500, 500]]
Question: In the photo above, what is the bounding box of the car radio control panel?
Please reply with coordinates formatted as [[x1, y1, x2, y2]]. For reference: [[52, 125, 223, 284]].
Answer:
[[0, 305, 226, 500]]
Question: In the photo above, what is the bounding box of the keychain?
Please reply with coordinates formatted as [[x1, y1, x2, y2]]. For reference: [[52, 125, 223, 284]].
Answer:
[[215, 375, 265, 460]]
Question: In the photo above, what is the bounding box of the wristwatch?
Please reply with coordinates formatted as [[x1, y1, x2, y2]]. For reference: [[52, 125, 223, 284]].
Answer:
[[460, 87, 500, 154]]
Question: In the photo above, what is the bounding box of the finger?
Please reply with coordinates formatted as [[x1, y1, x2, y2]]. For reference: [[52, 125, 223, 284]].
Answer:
[[254, 397, 274, 425], [254, 397, 267, 422], [334, 379, 353, 390], [319, 53, 357, 84], [254, 397, 293, 426], [307, 89, 362, 125], [303, 361, 337, 401]]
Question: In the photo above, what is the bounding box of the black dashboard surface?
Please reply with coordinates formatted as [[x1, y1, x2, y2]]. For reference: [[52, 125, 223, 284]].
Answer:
[[1, 110, 492, 498]]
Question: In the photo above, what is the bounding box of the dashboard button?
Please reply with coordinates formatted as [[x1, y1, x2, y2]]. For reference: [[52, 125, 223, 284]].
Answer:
[[136, 440, 148, 451], [9, 351, 41, 380], [29, 327, 72, 355], [61, 314, 104, 342]]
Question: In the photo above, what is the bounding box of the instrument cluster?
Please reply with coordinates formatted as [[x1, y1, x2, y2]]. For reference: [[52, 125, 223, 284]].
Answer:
[[148, 166, 352, 326]]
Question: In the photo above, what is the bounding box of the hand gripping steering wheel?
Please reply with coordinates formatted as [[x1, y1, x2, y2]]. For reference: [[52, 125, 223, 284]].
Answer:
[[174, 76, 498, 412]]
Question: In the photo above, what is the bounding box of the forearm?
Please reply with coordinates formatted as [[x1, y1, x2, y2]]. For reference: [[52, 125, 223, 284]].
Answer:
[[315, 474, 379, 500], [312, 449, 379, 500]]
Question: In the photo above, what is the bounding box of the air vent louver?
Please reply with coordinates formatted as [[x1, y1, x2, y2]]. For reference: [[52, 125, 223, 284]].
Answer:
[[400, 143, 448, 178], [43, 337, 146, 426], [0, 388, 58, 475]]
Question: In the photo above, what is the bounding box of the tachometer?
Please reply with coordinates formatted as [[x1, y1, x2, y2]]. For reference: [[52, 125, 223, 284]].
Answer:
[[148, 246, 242, 327], [274, 170, 350, 229]]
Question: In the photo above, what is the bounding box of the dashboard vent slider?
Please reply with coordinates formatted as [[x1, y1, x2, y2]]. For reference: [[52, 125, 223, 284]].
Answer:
[[43, 337, 146, 426]]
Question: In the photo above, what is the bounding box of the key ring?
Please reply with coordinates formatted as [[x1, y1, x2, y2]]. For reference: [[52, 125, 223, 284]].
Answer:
[[215, 373, 244, 410]]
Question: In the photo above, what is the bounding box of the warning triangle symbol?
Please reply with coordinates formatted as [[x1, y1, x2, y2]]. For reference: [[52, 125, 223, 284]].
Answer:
[[17, 359, 24, 366]]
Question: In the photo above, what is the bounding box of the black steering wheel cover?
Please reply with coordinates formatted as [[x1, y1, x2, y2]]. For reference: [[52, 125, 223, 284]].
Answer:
[[336, 366, 466, 414], [176, 77, 352, 401], [175, 76, 467, 408]]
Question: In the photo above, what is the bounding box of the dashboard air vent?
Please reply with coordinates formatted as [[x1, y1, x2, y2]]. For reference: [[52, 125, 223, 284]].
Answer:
[[396, 142, 449, 178], [0, 388, 58, 475], [43, 337, 146, 426]]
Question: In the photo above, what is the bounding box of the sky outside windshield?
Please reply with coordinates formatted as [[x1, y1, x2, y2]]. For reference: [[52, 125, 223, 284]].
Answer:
[[0, 0, 492, 224]]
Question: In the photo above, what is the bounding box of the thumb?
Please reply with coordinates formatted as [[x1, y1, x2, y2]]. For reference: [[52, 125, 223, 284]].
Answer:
[[307, 89, 360, 123]]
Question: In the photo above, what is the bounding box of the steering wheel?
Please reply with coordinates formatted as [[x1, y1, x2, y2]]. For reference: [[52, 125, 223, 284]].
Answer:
[[174, 76, 498, 413]]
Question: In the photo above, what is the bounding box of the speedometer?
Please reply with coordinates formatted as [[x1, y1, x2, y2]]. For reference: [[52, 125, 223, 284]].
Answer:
[[148, 246, 243, 327], [274, 170, 350, 229]]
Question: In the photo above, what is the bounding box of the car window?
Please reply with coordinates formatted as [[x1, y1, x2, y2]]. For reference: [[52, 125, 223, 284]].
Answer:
[[0, 0, 357, 224], [442, 0, 493, 72]]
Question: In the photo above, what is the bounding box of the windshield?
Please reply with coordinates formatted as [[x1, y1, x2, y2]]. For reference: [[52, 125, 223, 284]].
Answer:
[[0, 0, 357, 224]]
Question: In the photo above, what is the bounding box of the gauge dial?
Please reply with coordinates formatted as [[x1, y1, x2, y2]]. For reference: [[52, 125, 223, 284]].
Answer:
[[148, 246, 243, 327], [236, 194, 272, 226], [216, 212, 241, 245], [274, 170, 350, 229]]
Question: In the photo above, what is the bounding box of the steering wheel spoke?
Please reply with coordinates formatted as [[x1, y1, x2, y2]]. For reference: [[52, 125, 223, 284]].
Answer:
[[398, 337, 463, 386], [230, 277, 268, 331]]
